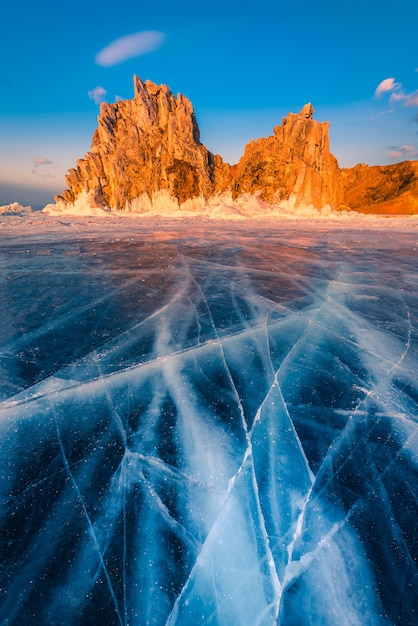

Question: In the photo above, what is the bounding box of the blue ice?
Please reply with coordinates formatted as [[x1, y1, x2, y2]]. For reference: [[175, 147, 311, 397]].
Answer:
[[0, 224, 417, 625]]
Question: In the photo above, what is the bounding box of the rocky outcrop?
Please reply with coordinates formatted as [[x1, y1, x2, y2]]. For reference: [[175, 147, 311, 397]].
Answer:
[[56, 77, 340, 213], [56, 76, 231, 212], [232, 103, 340, 209], [339, 161, 418, 214], [55, 75, 418, 215]]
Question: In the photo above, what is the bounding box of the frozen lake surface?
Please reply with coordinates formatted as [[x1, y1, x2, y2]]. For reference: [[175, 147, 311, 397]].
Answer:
[[1, 216, 417, 625]]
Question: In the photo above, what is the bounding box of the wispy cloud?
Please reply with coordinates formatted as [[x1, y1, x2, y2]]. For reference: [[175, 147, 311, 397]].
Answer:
[[387, 144, 418, 159], [88, 86, 107, 104], [374, 76, 418, 108], [31, 157, 55, 177], [95, 31, 165, 67], [31, 171, 56, 178], [390, 90, 418, 107], [33, 157, 52, 167], [374, 78, 401, 98]]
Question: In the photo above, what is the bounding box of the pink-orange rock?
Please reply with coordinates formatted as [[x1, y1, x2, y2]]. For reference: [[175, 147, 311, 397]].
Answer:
[[232, 104, 340, 209], [339, 161, 418, 214], [56, 78, 418, 215], [56, 76, 230, 211], [56, 79, 342, 213]]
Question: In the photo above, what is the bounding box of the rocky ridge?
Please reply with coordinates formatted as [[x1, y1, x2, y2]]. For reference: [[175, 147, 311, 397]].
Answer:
[[55, 76, 418, 215]]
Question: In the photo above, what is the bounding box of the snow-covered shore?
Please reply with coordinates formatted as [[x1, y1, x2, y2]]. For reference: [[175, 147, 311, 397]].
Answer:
[[1, 198, 418, 245]]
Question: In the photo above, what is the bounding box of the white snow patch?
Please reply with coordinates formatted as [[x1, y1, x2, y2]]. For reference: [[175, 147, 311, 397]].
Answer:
[[42, 190, 111, 216], [0, 202, 32, 216], [37, 188, 418, 224], [1, 192, 418, 242]]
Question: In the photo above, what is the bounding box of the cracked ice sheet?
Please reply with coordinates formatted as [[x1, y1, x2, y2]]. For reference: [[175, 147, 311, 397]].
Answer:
[[0, 219, 418, 626]]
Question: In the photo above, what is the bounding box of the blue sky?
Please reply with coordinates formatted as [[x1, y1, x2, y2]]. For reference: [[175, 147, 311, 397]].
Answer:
[[1, 0, 417, 206]]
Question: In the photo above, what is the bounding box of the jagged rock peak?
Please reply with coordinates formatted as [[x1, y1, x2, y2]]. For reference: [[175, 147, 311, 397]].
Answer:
[[133, 75, 180, 105], [56, 76, 230, 211], [233, 102, 340, 209], [299, 102, 314, 119]]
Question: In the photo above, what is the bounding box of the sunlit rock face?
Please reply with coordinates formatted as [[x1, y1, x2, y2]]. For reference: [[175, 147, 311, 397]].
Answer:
[[1, 223, 417, 625], [56, 78, 341, 213], [56, 76, 231, 212], [340, 160, 418, 214], [54, 76, 418, 216], [232, 103, 341, 209]]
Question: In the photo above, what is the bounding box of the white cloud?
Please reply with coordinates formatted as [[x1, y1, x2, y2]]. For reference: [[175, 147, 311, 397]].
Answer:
[[395, 90, 418, 107], [374, 76, 418, 111], [31, 170, 56, 178], [95, 31, 165, 67], [88, 86, 107, 105], [374, 78, 401, 98], [388, 144, 418, 159], [31, 157, 55, 178], [33, 157, 52, 167], [389, 91, 404, 103], [389, 89, 418, 107]]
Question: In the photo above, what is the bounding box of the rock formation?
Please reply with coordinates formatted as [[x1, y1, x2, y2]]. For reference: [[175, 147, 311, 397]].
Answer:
[[232, 103, 340, 209], [56, 76, 231, 212], [339, 161, 418, 214], [55, 75, 418, 215], [55, 77, 340, 213]]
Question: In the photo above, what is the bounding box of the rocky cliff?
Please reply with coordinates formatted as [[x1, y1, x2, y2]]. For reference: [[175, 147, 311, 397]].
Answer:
[[57, 76, 231, 212], [56, 75, 418, 215], [232, 103, 340, 209], [339, 161, 418, 214], [56, 77, 340, 213]]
